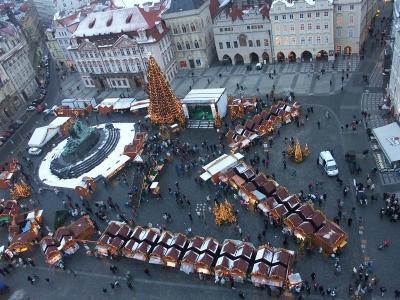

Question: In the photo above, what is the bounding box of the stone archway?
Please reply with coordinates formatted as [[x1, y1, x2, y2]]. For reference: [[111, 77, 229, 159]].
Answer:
[[288, 52, 297, 63], [262, 52, 269, 63], [222, 54, 232, 65], [277, 52, 285, 63], [249, 52, 259, 64], [301, 50, 312, 62], [316, 50, 328, 61], [234, 54, 244, 65], [344, 46, 352, 55]]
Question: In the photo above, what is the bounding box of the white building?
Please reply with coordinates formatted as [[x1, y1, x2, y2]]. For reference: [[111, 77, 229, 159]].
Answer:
[[0, 21, 37, 124], [30, 0, 90, 26], [213, 3, 272, 65], [69, 4, 178, 89], [388, 0, 400, 117], [162, 0, 219, 69], [270, 0, 335, 62]]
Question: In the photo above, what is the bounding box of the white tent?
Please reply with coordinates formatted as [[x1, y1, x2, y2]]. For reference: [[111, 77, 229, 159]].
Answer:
[[113, 98, 136, 110], [200, 153, 244, 181], [372, 122, 400, 164], [28, 117, 71, 148]]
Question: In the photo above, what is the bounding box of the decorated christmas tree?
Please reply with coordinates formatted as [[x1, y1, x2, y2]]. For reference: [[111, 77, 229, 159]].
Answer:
[[147, 56, 185, 125], [214, 112, 222, 128], [294, 140, 303, 163]]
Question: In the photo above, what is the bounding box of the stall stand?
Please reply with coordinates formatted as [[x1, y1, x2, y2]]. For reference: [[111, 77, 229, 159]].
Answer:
[[164, 247, 181, 268], [40, 237, 63, 266], [214, 256, 233, 279], [116, 224, 133, 241], [194, 253, 214, 275], [187, 236, 205, 253], [313, 221, 348, 254], [74, 177, 96, 199], [133, 241, 151, 262], [199, 237, 220, 257], [167, 233, 188, 251], [140, 228, 160, 245], [231, 258, 249, 283], [251, 261, 271, 287], [288, 273, 303, 290], [148, 245, 167, 265], [0, 200, 19, 223], [131, 226, 145, 242], [158, 231, 174, 247], [180, 250, 199, 274], [96, 234, 113, 256], [122, 239, 138, 258], [8, 228, 39, 254], [68, 216, 96, 240], [0, 172, 13, 189], [104, 222, 124, 238]]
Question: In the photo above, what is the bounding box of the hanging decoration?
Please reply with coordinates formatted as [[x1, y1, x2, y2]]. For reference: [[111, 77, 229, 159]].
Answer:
[[10, 182, 32, 200], [213, 199, 237, 226]]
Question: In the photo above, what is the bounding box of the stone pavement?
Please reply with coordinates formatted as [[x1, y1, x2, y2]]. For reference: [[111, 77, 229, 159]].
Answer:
[[60, 55, 360, 104]]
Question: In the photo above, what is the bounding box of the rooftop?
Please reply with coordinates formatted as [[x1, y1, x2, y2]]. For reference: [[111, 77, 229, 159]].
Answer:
[[165, 0, 206, 13]]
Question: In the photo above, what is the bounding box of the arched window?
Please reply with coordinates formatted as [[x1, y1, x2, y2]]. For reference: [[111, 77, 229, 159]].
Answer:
[[176, 42, 182, 50], [173, 27, 178, 34], [190, 23, 196, 31], [194, 40, 199, 48], [185, 41, 190, 50], [182, 25, 187, 33]]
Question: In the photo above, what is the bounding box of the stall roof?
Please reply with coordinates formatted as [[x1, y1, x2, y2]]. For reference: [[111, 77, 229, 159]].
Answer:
[[181, 88, 226, 104], [97, 98, 120, 108], [130, 103, 149, 111], [372, 122, 400, 163], [113, 98, 136, 110], [28, 117, 71, 148], [202, 153, 244, 177]]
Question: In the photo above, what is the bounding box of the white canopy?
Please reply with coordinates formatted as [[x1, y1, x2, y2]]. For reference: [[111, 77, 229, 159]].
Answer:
[[181, 88, 226, 104], [372, 122, 400, 164], [113, 98, 136, 110], [97, 98, 120, 108], [28, 117, 70, 148], [201, 153, 244, 181]]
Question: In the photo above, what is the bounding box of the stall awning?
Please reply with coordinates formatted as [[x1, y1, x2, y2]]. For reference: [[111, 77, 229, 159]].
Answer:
[[372, 122, 400, 163]]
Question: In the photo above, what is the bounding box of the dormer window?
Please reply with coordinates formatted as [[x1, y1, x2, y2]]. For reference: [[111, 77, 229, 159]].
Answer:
[[88, 18, 96, 28], [156, 21, 163, 34], [106, 16, 113, 27], [138, 29, 146, 40]]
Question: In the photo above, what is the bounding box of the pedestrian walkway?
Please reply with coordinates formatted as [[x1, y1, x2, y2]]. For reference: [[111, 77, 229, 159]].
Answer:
[[368, 60, 384, 88]]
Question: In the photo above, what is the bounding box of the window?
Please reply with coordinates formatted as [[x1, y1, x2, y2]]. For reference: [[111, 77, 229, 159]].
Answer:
[[308, 36, 313, 44], [316, 24, 321, 30], [283, 37, 289, 45], [316, 12, 320, 17], [300, 13, 304, 18], [336, 15, 343, 25], [234, 41, 238, 48], [219, 42, 223, 49], [117, 80, 121, 86], [282, 15, 286, 20], [185, 41, 190, 49], [290, 25, 294, 31], [349, 15, 354, 24], [173, 27, 178, 34], [324, 24, 329, 29], [290, 36, 296, 44], [194, 40, 199, 48], [264, 39, 269, 46], [239, 35, 247, 46], [275, 37, 281, 46], [122, 79, 127, 86], [300, 24, 304, 30], [196, 59, 201, 66], [307, 13, 312, 18], [126, 49, 130, 55], [289, 14, 293, 19], [219, 28, 223, 32], [350, 4, 354, 10], [120, 49, 125, 56], [336, 28, 342, 37], [324, 11, 328, 16], [226, 42, 231, 48], [337, 5, 341, 11], [325, 36, 329, 43], [247, 25, 250, 30], [190, 23, 196, 31], [182, 25, 187, 33], [300, 37, 305, 45], [248, 40, 253, 47], [316, 36, 321, 44], [308, 23, 312, 30], [348, 28, 354, 37], [177, 42, 182, 50], [256, 40, 261, 47], [274, 16, 278, 20]]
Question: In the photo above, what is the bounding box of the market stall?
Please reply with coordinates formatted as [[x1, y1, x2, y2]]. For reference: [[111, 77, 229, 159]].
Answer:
[[40, 237, 62, 266], [194, 253, 214, 275], [164, 247, 181, 268], [148, 244, 167, 265], [180, 250, 199, 274], [74, 177, 96, 199]]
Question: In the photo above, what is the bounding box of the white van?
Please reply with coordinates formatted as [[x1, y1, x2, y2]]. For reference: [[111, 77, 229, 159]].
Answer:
[[318, 151, 339, 176]]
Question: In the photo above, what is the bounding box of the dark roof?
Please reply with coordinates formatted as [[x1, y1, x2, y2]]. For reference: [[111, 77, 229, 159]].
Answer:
[[166, 0, 206, 13]]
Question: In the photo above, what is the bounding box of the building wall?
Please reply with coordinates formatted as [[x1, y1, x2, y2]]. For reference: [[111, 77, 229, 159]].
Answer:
[[45, 29, 66, 67], [389, 3, 400, 117], [213, 8, 272, 65], [270, 0, 335, 61], [54, 0, 89, 14], [69, 33, 178, 89], [163, 0, 216, 69], [29, 0, 56, 26]]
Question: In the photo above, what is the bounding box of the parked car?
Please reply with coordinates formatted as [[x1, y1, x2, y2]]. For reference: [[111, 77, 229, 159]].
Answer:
[[318, 151, 339, 176], [28, 147, 42, 155], [26, 105, 36, 111]]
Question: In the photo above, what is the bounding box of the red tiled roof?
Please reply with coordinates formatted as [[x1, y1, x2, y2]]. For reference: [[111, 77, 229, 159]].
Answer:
[[229, 5, 243, 21], [209, 0, 219, 19]]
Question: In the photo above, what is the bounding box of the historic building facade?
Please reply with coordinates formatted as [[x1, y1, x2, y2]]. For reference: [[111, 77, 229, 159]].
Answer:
[[162, 0, 218, 69], [69, 5, 177, 89], [269, 0, 335, 62], [213, 3, 272, 65], [0, 21, 37, 124], [388, 0, 400, 118]]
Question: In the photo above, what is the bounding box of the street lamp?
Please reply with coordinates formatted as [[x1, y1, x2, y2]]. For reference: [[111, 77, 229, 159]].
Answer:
[[268, 29, 276, 74]]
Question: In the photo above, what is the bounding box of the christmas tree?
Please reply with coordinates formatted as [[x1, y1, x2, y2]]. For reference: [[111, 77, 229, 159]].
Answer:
[[147, 56, 185, 125], [294, 139, 303, 163]]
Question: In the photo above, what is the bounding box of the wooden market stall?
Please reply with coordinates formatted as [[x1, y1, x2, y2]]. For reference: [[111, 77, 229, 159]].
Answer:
[[74, 177, 96, 199], [40, 236, 62, 266], [180, 250, 199, 274], [148, 244, 167, 265], [164, 247, 181, 268], [313, 221, 348, 254], [194, 253, 214, 275]]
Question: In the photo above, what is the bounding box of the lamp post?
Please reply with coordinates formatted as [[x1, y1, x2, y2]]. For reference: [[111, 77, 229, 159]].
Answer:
[[268, 29, 275, 74]]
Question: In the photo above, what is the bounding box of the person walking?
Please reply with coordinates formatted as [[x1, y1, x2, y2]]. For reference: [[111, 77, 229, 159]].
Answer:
[[188, 212, 193, 221], [317, 121, 321, 129]]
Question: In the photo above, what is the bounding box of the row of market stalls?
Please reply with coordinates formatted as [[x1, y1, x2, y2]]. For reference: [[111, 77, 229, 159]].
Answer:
[[40, 216, 96, 266], [93, 221, 297, 288], [96, 98, 150, 114], [201, 154, 348, 255], [226, 101, 301, 151]]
